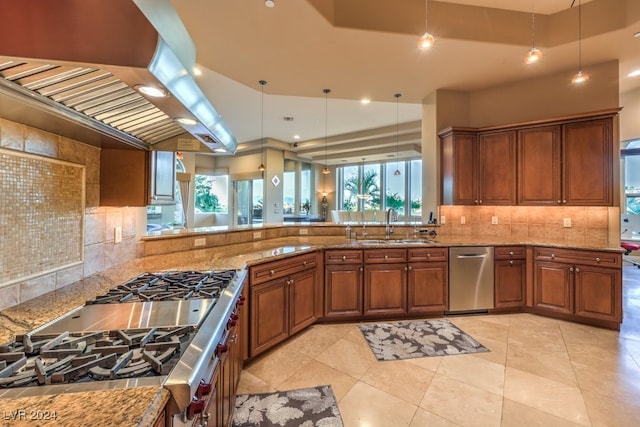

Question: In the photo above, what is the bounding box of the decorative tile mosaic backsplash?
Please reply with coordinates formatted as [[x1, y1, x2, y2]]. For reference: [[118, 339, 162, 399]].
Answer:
[[0, 148, 84, 284]]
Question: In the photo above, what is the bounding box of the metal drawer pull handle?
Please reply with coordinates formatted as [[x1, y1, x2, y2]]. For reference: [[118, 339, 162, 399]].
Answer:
[[384, 255, 388, 259], [509, 260, 514, 265], [575, 267, 580, 272], [270, 269, 275, 275], [595, 257, 601, 262], [509, 251, 514, 256], [303, 260, 307, 266], [427, 253, 431, 258], [570, 267, 574, 272], [551, 254, 555, 259], [342, 255, 346, 261]]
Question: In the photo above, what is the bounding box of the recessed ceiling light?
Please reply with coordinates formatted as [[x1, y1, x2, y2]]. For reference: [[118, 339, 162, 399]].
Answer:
[[293, 134, 300, 140], [214, 147, 227, 153], [361, 98, 371, 105], [193, 67, 202, 76], [628, 69, 640, 78], [265, 0, 275, 7], [175, 117, 197, 126], [634, 31, 640, 38], [135, 85, 168, 98]]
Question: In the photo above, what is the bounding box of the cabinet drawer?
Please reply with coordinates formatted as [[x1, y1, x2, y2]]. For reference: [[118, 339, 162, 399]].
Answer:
[[364, 249, 407, 263], [533, 247, 621, 268], [250, 252, 317, 285], [325, 250, 363, 264], [495, 246, 526, 260], [407, 247, 448, 262]]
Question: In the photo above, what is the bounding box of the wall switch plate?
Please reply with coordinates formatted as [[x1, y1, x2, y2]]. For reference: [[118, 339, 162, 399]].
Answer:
[[299, 228, 308, 235], [194, 237, 206, 247], [114, 226, 122, 244], [491, 216, 498, 225], [460, 216, 466, 224], [253, 231, 262, 239], [440, 216, 446, 224], [563, 217, 572, 228]]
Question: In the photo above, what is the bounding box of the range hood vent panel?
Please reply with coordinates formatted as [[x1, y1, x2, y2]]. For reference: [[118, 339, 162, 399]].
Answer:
[[0, 0, 236, 154]]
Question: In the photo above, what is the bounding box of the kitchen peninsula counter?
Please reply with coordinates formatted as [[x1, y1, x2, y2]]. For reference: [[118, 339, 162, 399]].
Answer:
[[0, 235, 624, 425]]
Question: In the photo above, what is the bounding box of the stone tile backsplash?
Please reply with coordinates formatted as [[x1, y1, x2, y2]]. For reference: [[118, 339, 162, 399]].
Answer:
[[0, 118, 141, 310]]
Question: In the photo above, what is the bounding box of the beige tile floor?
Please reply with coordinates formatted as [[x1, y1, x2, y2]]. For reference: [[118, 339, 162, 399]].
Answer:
[[236, 265, 640, 426]]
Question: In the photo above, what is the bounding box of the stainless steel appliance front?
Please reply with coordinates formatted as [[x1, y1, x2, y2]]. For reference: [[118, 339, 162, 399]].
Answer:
[[448, 247, 494, 312]]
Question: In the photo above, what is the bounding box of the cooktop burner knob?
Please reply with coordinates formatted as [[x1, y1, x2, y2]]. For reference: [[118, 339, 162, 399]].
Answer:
[[216, 343, 228, 355], [188, 396, 205, 419], [197, 379, 212, 397]]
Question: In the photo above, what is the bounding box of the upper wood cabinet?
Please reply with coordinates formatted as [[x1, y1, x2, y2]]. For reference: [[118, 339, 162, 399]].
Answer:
[[440, 109, 618, 206], [100, 149, 176, 207], [440, 129, 516, 205]]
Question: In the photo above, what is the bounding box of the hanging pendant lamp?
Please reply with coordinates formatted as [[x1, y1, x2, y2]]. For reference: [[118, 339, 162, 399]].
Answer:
[[571, 0, 589, 84], [417, 0, 435, 49], [322, 88, 331, 175], [258, 80, 267, 172], [525, 0, 543, 64], [393, 93, 402, 176]]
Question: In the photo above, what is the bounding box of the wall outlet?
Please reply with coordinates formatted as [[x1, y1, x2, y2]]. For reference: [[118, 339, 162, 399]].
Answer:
[[114, 226, 122, 244], [563, 217, 572, 228], [440, 216, 446, 224], [460, 216, 466, 225], [253, 231, 262, 239], [194, 237, 206, 247], [491, 216, 498, 225], [299, 228, 308, 235]]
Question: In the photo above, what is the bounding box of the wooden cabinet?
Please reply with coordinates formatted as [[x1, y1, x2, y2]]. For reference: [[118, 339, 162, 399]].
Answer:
[[562, 118, 613, 205], [441, 110, 617, 206], [440, 129, 516, 205], [517, 126, 562, 205], [364, 249, 407, 317], [494, 246, 526, 310], [100, 149, 176, 206], [533, 247, 622, 328], [407, 248, 448, 314], [249, 252, 320, 357], [324, 250, 363, 319]]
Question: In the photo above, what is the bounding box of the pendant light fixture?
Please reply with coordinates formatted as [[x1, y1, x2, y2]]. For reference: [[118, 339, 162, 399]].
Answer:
[[417, 0, 435, 49], [525, 0, 543, 64], [393, 93, 402, 176], [571, 0, 589, 84], [258, 80, 266, 172], [322, 88, 331, 175]]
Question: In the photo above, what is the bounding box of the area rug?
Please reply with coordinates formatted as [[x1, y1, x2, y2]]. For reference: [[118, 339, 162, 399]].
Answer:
[[359, 319, 489, 361], [232, 385, 344, 427]]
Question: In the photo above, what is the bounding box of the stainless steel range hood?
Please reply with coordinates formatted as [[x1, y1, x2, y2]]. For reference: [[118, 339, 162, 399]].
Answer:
[[0, 0, 237, 154]]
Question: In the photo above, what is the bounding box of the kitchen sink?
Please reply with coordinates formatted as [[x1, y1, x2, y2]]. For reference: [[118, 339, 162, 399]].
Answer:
[[355, 238, 436, 245]]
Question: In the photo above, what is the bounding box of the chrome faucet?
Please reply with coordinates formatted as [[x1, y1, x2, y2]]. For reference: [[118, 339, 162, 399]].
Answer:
[[385, 208, 397, 239]]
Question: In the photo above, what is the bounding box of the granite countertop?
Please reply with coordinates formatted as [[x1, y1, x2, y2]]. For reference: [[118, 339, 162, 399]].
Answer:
[[0, 235, 624, 425]]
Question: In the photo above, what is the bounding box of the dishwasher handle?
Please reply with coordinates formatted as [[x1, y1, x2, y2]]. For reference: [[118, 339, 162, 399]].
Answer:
[[456, 253, 488, 259]]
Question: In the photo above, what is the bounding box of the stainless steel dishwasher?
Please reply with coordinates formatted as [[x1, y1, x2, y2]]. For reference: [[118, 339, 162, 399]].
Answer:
[[448, 247, 494, 313]]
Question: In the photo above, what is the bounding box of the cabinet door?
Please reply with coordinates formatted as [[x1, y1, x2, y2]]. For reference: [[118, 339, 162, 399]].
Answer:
[[324, 265, 363, 318], [407, 262, 448, 314], [562, 118, 613, 205], [363, 263, 407, 316], [494, 259, 525, 308], [574, 265, 621, 322], [478, 131, 516, 205], [517, 126, 561, 205], [441, 131, 478, 205], [250, 280, 288, 357], [149, 151, 176, 205], [100, 149, 149, 207], [533, 261, 573, 315], [289, 269, 317, 335]]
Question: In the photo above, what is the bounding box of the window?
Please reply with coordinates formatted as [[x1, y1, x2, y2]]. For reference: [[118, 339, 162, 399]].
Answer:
[[623, 140, 640, 214], [283, 171, 295, 214], [338, 159, 422, 218], [195, 174, 228, 214]]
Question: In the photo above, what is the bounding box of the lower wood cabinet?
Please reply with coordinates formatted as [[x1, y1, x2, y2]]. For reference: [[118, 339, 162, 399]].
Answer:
[[324, 250, 363, 319], [364, 263, 407, 316], [494, 246, 526, 310], [532, 247, 622, 328], [407, 248, 448, 314], [249, 252, 320, 357]]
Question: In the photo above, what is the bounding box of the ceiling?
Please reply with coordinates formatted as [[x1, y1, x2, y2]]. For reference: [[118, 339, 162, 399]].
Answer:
[[172, 0, 638, 165]]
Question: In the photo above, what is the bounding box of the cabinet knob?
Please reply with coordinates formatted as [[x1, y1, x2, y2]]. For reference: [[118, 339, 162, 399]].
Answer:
[[570, 267, 574, 272], [551, 254, 555, 259], [427, 253, 431, 258], [303, 260, 307, 266], [342, 255, 346, 261], [360, 267, 363, 272], [509, 260, 514, 265], [270, 269, 275, 275], [475, 200, 478, 204], [557, 200, 562, 204], [405, 266, 408, 271], [509, 251, 514, 256], [479, 200, 483, 204], [384, 255, 388, 260], [595, 257, 601, 262], [575, 267, 580, 272]]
